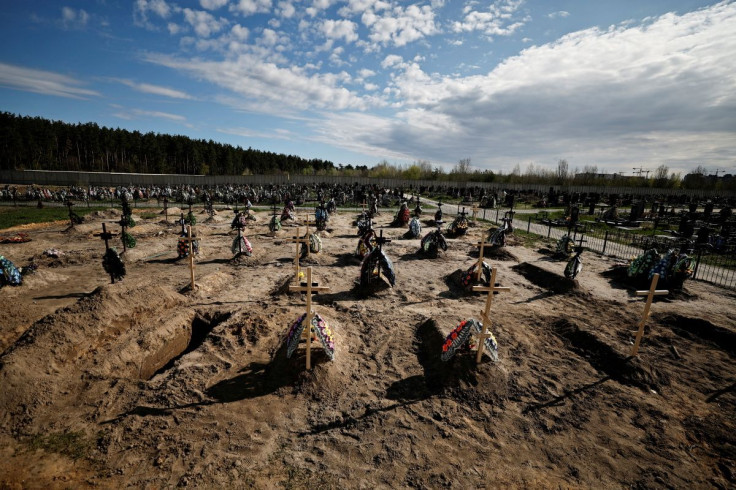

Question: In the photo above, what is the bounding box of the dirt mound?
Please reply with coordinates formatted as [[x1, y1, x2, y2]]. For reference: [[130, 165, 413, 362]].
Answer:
[[0, 283, 187, 432], [513, 262, 578, 293], [548, 318, 669, 391]]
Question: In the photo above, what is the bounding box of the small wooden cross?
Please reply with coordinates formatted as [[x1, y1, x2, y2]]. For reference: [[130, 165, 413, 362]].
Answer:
[[287, 226, 310, 280], [472, 205, 480, 222], [235, 226, 243, 255], [472, 267, 510, 363], [631, 273, 669, 356], [162, 197, 169, 222], [475, 236, 489, 281], [178, 213, 186, 235], [180, 225, 198, 290], [288, 267, 330, 370], [302, 215, 312, 257], [65, 199, 75, 227], [94, 223, 118, 284]]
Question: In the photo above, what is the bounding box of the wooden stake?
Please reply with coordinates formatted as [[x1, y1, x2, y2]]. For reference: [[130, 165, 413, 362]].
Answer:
[[163, 197, 168, 222], [631, 273, 669, 356], [287, 226, 309, 281], [472, 268, 510, 363], [180, 225, 197, 290], [475, 236, 488, 281], [288, 267, 330, 370], [472, 205, 479, 222], [303, 215, 312, 258]]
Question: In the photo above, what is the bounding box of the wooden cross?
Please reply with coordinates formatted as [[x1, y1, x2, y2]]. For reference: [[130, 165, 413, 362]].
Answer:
[[302, 215, 312, 257], [162, 197, 169, 222], [235, 226, 243, 255], [94, 223, 118, 284], [472, 205, 480, 222], [631, 273, 669, 356], [472, 268, 510, 363], [66, 200, 75, 227], [287, 227, 310, 280], [361, 201, 367, 214], [178, 213, 186, 235], [288, 267, 330, 370], [475, 236, 489, 281], [180, 225, 198, 290]]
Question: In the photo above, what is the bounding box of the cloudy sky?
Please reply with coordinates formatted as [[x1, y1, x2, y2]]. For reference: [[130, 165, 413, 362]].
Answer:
[[1, 0, 734, 176]]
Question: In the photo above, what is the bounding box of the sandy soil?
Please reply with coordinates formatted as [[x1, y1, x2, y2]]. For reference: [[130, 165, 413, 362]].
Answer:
[[0, 207, 735, 489]]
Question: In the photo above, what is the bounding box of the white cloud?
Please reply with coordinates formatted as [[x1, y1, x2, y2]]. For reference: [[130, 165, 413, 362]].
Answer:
[[134, 0, 176, 27], [115, 109, 187, 122], [231, 24, 249, 40], [548, 10, 570, 19], [145, 52, 373, 114], [230, 0, 272, 16], [200, 0, 229, 10], [318, 3, 736, 171], [358, 3, 439, 48], [0, 62, 99, 99], [132, 109, 187, 121], [167, 22, 181, 34], [452, 0, 527, 37], [183, 8, 228, 37], [115, 79, 194, 99], [61, 7, 89, 29], [278, 1, 295, 18], [218, 127, 294, 140], [381, 54, 403, 68], [321, 19, 359, 43]]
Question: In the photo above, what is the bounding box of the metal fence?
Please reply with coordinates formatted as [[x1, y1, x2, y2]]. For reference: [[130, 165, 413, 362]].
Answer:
[[479, 210, 736, 290]]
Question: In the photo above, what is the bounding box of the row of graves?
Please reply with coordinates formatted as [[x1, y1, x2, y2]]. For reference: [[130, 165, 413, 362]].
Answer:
[[0, 194, 698, 382]]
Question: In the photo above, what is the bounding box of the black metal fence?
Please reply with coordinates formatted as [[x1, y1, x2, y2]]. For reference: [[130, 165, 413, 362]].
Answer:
[[489, 212, 736, 290]]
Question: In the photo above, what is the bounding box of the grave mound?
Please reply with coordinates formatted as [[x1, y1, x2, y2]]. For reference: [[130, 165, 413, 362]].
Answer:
[[513, 262, 578, 293], [548, 318, 669, 391], [394, 319, 508, 405]]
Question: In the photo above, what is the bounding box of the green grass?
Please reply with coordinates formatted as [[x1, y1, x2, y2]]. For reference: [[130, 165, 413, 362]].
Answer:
[[0, 205, 108, 230], [28, 431, 91, 461]]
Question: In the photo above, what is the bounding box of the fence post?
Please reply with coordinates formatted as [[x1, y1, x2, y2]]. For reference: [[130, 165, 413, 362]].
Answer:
[[527, 216, 531, 233], [692, 246, 703, 280], [602, 230, 609, 255], [547, 223, 552, 238]]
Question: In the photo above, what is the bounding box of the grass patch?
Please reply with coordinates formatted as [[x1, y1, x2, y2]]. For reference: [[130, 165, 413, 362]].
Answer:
[[138, 212, 159, 220], [28, 431, 91, 460], [0, 205, 107, 230]]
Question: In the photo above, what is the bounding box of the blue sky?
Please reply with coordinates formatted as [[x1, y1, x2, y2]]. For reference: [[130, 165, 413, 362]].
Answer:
[[1, 0, 734, 176]]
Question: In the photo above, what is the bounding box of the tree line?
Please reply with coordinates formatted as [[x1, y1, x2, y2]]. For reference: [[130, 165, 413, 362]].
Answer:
[[0, 112, 345, 176], [1, 112, 732, 191]]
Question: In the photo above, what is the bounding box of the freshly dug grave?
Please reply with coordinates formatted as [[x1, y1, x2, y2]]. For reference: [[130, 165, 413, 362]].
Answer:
[[0, 207, 734, 488]]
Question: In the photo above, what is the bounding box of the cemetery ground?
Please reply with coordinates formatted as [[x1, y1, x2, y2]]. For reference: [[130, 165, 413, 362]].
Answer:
[[0, 205, 735, 489]]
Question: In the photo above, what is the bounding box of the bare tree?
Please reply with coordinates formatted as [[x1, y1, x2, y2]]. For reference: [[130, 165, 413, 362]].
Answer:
[[556, 159, 569, 183]]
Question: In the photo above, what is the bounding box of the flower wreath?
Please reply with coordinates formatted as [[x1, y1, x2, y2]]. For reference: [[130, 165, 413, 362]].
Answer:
[[628, 248, 660, 278], [556, 234, 574, 256], [0, 232, 31, 244], [360, 247, 396, 287], [102, 248, 126, 281], [269, 215, 282, 232], [408, 217, 422, 237], [286, 313, 335, 360], [231, 236, 253, 256], [177, 236, 200, 258], [460, 261, 492, 288], [0, 255, 22, 287], [441, 318, 498, 362]]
